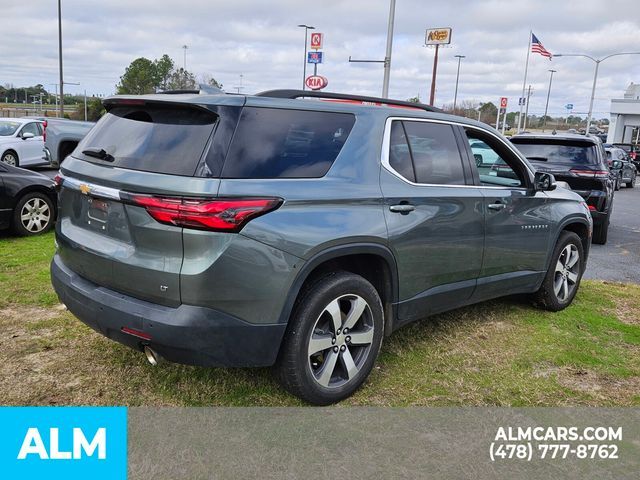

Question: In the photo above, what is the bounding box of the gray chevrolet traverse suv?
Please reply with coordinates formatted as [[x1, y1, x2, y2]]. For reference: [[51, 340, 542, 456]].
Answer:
[[51, 90, 593, 404]]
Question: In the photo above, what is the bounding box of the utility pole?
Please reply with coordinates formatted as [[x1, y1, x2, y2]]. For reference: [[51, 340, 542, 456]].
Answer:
[[542, 69, 556, 132], [453, 55, 465, 111], [381, 0, 396, 98], [58, 0, 64, 118], [523, 85, 533, 131]]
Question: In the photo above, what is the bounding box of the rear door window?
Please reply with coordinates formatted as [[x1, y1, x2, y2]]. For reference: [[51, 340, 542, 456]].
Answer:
[[221, 107, 355, 178], [75, 104, 217, 176], [402, 121, 466, 185]]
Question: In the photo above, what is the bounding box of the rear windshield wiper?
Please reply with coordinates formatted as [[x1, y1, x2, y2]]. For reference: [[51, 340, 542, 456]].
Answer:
[[526, 156, 548, 162], [82, 147, 114, 162]]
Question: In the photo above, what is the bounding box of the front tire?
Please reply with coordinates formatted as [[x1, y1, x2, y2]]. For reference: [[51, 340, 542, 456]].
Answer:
[[533, 231, 584, 311], [1, 150, 19, 167], [275, 271, 384, 405], [12, 192, 55, 236]]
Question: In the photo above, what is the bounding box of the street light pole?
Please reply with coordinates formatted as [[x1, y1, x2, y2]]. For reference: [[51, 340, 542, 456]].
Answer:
[[381, 0, 396, 98], [542, 69, 556, 132], [58, 0, 64, 118], [453, 55, 465, 111], [297, 24, 315, 90], [554, 52, 640, 134], [182, 45, 188, 70]]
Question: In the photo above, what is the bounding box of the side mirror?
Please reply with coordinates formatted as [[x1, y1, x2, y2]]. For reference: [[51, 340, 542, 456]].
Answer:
[[534, 171, 556, 192], [474, 153, 483, 166], [21, 132, 35, 140]]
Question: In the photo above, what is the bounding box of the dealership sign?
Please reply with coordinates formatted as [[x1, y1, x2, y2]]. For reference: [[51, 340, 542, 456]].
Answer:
[[425, 27, 452, 45], [305, 75, 328, 90]]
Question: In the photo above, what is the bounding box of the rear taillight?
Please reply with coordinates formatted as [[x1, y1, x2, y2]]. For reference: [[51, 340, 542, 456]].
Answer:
[[53, 174, 63, 190], [587, 205, 596, 211], [42, 120, 47, 142], [128, 195, 282, 232], [631, 152, 637, 160], [570, 169, 609, 179]]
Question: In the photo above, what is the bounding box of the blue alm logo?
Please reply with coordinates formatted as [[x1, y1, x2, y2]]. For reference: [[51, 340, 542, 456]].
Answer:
[[0, 407, 126, 479]]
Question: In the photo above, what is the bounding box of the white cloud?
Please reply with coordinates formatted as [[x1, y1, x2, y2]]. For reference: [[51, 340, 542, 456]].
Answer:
[[1, 0, 639, 118]]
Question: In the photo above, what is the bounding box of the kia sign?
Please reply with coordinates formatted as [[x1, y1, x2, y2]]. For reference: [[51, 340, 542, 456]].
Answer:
[[500, 97, 508, 109], [310, 32, 323, 50], [425, 27, 452, 45], [305, 75, 328, 90]]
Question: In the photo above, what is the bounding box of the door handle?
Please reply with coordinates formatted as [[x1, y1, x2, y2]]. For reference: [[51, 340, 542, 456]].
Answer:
[[389, 204, 415, 213], [487, 203, 506, 211]]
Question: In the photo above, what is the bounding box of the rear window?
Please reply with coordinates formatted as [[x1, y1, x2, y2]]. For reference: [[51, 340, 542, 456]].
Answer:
[[510, 139, 599, 166], [75, 104, 217, 176], [221, 107, 355, 178]]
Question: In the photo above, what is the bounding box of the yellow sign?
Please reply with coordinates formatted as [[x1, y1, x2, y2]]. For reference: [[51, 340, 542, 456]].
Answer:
[[425, 27, 452, 45]]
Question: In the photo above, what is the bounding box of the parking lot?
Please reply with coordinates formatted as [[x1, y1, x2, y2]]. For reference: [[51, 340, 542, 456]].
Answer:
[[584, 185, 640, 283]]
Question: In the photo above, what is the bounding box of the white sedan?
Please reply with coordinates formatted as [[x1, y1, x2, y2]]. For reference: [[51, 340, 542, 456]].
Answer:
[[0, 118, 46, 168]]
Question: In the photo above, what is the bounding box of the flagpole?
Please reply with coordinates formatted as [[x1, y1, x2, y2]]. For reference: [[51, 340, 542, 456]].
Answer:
[[517, 31, 532, 133]]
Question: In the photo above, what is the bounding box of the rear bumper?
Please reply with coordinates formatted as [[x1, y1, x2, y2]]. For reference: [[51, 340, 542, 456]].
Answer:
[[590, 210, 609, 227], [51, 254, 287, 367]]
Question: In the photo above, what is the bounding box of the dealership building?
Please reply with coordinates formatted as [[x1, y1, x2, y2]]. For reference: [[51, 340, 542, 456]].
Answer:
[[607, 82, 640, 144]]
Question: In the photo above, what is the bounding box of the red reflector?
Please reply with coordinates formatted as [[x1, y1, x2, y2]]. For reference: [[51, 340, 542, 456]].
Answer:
[[53, 174, 63, 186], [588, 205, 596, 211], [121, 327, 152, 341], [129, 195, 282, 232]]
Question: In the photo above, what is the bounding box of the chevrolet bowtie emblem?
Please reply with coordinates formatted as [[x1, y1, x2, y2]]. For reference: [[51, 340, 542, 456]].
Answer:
[[79, 184, 91, 195]]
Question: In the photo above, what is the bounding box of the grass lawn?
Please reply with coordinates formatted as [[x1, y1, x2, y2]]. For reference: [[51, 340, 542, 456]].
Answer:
[[1, 232, 639, 406]]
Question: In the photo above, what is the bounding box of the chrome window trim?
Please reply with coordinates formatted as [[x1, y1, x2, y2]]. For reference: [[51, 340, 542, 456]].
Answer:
[[380, 116, 534, 190]]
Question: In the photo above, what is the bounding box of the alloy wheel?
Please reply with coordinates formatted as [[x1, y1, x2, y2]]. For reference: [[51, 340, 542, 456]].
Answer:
[[553, 244, 580, 302], [2, 153, 17, 166], [20, 197, 51, 233], [307, 294, 374, 389]]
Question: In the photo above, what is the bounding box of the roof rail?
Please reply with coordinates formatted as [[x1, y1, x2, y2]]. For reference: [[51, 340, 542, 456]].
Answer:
[[256, 89, 442, 113], [158, 89, 201, 95]]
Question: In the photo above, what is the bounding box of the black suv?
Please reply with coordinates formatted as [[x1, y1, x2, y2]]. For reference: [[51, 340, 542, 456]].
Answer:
[[510, 133, 614, 244]]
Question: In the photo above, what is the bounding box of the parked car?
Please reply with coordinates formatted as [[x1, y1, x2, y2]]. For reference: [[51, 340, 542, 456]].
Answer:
[[51, 90, 592, 404], [605, 146, 636, 189], [42, 118, 95, 168], [0, 162, 57, 236], [612, 143, 640, 171], [510, 133, 613, 245], [0, 118, 46, 167]]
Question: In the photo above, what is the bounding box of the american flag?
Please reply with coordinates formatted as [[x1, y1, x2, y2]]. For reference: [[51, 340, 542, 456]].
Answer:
[[531, 33, 552, 59]]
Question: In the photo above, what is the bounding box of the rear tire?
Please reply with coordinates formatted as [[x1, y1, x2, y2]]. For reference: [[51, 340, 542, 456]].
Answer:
[[626, 173, 636, 189], [592, 214, 610, 245], [614, 174, 621, 191], [533, 231, 584, 311], [275, 271, 384, 405]]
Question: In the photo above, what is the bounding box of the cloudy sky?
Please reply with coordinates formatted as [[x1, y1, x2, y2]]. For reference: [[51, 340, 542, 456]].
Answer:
[[3, 0, 640, 118]]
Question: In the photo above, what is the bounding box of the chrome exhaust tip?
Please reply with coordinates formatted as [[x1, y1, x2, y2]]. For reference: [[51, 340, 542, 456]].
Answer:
[[143, 346, 161, 366]]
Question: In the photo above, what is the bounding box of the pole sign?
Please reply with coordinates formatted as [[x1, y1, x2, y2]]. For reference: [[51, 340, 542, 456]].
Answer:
[[500, 97, 508, 109], [425, 27, 452, 45], [305, 75, 328, 90], [518, 97, 526, 106], [307, 51, 323, 64], [310, 32, 323, 50], [565, 103, 574, 110]]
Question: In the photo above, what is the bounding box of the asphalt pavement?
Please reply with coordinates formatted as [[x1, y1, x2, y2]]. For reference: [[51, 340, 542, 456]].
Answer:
[[583, 184, 640, 284], [35, 167, 639, 284]]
